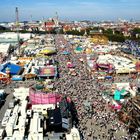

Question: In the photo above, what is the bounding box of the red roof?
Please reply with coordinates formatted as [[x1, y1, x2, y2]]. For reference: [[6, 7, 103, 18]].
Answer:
[[63, 25, 72, 31], [45, 22, 55, 26], [44, 22, 55, 31]]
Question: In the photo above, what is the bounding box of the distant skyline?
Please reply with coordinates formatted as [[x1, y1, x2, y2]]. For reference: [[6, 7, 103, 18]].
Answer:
[[0, 0, 140, 22]]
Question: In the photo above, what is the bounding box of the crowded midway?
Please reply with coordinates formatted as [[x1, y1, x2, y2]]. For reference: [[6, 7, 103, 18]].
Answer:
[[0, 33, 140, 140]]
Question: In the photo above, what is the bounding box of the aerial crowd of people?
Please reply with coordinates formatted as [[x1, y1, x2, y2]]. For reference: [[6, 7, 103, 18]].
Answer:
[[53, 35, 138, 140]]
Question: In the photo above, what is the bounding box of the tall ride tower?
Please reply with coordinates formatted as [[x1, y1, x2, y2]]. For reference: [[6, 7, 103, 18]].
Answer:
[[15, 7, 20, 55], [55, 12, 59, 27]]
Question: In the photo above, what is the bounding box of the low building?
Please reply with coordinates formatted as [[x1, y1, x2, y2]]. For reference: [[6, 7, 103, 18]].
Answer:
[[0, 43, 12, 55]]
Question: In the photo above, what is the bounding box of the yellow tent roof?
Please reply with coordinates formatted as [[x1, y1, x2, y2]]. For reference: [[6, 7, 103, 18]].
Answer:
[[90, 35, 108, 45], [86, 48, 92, 54], [39, 47, 56, 54], [40, 50, 55, 54]]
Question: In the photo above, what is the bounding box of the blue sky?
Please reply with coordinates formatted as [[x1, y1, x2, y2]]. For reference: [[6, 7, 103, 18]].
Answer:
[[0, 0, 140, 21]]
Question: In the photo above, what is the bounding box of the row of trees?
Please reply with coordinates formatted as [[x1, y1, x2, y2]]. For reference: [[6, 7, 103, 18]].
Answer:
[[103, 28, 140, 42], [63, 27, 140, 42]]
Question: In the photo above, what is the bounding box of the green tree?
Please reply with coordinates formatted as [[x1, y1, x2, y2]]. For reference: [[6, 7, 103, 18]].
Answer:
[[103, 29, 113, 34], [132, 28, 140, 34], [105, 34, 125, 42]]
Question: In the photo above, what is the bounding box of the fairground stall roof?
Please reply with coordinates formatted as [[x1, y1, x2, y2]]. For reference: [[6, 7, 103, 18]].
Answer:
[[0, 62, 22, 75], [37, 65, 57, 77]]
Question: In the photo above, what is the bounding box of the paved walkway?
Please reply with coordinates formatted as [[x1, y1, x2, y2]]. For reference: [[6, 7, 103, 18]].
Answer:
[[53, 35, 133, 140]]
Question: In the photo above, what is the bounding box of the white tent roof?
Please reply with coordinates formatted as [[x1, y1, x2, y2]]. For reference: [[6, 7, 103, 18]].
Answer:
[[0, 43, 10, 54]]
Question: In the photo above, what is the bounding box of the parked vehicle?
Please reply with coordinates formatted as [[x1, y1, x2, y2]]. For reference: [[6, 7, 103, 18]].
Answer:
[[0, 129, 5, 139], [9, 100, 15, 109]]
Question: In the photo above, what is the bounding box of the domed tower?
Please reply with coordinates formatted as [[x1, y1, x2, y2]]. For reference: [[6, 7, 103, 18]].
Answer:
[[6, 67, 11, 78]]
